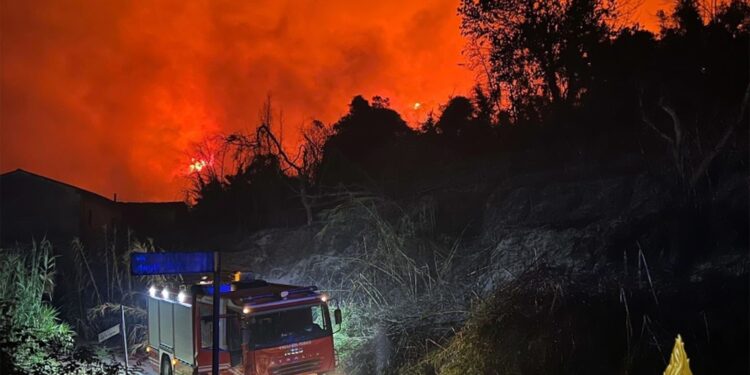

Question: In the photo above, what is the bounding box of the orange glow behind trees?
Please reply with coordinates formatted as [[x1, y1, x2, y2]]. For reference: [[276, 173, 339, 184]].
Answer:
[[1, 0, 678, 201]]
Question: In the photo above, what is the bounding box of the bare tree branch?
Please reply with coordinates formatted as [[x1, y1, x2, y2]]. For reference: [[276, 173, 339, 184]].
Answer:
[[256, 123, 302, 175], [640, 95, 675, 144], [659, 100, 683, 150], [689, 82, 750, 187]]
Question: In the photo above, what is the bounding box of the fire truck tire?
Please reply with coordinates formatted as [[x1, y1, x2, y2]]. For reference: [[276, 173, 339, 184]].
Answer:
[[160, 355, 173, 375]]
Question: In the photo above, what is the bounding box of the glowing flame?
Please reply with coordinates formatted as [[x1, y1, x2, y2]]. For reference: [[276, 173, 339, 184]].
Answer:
[[413, 102, 421, 110], [189, 158, 207, 173]]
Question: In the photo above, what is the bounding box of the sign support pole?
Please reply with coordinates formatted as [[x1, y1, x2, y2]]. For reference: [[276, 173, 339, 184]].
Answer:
[[120, 305, 129, 373], [212, 251, 220, 375]]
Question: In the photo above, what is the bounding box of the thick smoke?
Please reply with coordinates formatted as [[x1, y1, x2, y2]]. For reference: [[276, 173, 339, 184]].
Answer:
[[1, 0, 472, 200]]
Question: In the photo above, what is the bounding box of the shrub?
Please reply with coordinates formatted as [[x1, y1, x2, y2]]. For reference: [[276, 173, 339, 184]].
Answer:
[[0, 240, 122, 374]]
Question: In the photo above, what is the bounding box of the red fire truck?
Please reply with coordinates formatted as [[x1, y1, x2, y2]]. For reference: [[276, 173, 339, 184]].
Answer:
[[145, 273, 341, 375]]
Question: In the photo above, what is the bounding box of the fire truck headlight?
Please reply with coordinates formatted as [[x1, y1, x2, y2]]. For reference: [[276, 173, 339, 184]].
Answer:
[[148, 286, 157, 298], [177, 291, 186, 303], [242, 306, 251, 314], [161, 288, 169, 300]]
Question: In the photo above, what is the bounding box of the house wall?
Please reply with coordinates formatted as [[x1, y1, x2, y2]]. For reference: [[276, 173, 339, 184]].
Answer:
[[1, 170, 187, 249], [79, 193, 123, 248], [0, 172, 82, 244]]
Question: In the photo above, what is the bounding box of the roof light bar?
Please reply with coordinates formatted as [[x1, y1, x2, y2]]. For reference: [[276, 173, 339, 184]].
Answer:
[[243, 293, 277, 304], [283, 286, 319, 296]]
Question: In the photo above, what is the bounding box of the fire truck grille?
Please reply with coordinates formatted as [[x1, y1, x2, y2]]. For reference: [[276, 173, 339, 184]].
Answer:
[[270, 359, 321, 375]]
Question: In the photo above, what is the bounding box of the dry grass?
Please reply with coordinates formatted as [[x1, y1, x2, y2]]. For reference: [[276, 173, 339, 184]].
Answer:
[[400, 266, 575, 374], [303, 196, 471, 373], [72, 234, 175, 354]]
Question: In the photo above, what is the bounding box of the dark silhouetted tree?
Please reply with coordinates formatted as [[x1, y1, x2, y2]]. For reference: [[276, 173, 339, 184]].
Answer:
[[320, 95, 412, 186], [437, 96, 474, 138], [711, 0, 750, 37], [642, 0, 749, 194], [371, 95, 391, 109], [420, 111, 438, 135], [460, 0, 616, 120], [190, 98, 307, 233], [659, 0, 704, 35], [473, 84, 495, 125]]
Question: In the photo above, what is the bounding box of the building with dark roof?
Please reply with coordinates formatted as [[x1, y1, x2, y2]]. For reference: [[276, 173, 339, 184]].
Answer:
[[0, 169, 187, 247]]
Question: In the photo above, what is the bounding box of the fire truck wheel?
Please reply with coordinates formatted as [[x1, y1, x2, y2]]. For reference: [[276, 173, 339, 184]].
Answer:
[[160, 355, 173, 375]]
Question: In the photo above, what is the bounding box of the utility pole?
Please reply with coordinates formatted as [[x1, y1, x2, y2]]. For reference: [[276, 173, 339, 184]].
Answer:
[[212, 251, 220, 375], [120, 304, 129, 373]]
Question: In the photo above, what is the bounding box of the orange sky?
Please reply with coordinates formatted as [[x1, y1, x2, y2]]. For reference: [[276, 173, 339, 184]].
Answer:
[[1, 0, 674, 201]]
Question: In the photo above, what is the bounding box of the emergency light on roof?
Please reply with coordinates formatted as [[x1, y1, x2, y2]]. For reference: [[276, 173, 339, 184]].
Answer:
[[148, 286, 157, 298], [161, 287, 170, 300], [201, 283, 233, 295], [233, 271, 255, 282], [177, 291, 187, 303]]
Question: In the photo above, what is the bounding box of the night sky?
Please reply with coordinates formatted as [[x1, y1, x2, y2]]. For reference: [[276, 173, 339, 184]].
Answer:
[[2, 0, 673, 201]]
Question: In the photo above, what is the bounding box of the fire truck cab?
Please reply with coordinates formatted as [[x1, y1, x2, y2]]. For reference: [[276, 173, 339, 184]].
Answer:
[[145, 273, 341, 375]]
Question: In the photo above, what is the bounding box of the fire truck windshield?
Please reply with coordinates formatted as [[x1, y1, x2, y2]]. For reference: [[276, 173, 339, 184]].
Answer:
[[245, 303, 332, 350]]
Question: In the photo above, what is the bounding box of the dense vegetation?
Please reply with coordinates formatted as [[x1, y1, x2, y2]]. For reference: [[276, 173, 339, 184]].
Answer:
[[0, 241, 123, 374]]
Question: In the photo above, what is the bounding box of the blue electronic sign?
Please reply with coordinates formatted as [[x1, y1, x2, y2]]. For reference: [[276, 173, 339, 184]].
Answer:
[[130, 252, 214, 275]]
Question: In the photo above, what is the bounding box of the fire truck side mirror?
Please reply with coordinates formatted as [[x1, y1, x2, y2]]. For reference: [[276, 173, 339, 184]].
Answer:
[[334, 308, 342, 325]]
